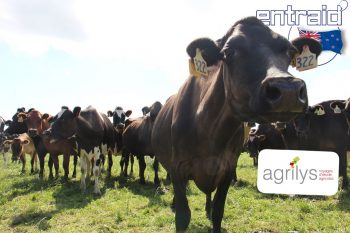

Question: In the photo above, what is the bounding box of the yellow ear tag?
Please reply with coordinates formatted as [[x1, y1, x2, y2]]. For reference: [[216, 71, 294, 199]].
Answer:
[[333, 105, 342, 114], [190, 48, 208, 78], [296, 45, 317, 71], [314, 107, 325, 116], [18, 117, 23, 123]]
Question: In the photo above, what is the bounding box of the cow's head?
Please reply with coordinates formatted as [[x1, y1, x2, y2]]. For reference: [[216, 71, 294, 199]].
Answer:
[[8, 137, 29, 161], [18, 110, 52, 137], [108, 107, 132, 133], [186, 17, 322, 123], [4, 108, 31, 135], [141, 106, 151, 116], [50, 107, 80, 142], [244, 125, 267, 158], [149, 101, 163, 121]]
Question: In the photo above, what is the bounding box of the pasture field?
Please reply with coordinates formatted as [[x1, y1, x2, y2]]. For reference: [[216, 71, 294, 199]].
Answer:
[[0, 153, 350, 233]]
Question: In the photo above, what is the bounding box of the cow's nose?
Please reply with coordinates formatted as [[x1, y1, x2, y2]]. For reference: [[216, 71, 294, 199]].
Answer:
[[28, 129, 38, 137], [262, 77, 308, 112]]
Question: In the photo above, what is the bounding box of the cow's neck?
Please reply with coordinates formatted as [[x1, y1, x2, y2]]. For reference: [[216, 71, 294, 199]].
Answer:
[[195, 66, 242, 150]]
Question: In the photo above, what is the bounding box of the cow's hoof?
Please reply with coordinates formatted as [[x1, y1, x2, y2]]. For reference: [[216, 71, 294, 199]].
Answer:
[[48, 174, 54, 180], [72, 173, 76, 178], [94, 191, 102, 196], [154, 180, 161, 187]]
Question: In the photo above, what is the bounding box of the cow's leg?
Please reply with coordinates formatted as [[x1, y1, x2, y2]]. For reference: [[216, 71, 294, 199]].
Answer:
[[172, 175, 191, 232], [130, 154, 134, 175], [51, 154, 59, 179], [211, 172, 233, 233], [38, 152, 46, 178], [86, 156, 92, 184], [107, 150, 113, 178], [90, 158, 94, 178], [63, 153, 70, 180], [153, 158, 160, 186], [93, 154, 102, 195], [72, 153, 78, 178], [253, 157, 258, 167], [34, 153, 38, 171], [120, 149, 129, 177], [339, 151, 348, 189], [138, 156, 146, 184], [20, 154, 26, 174], [205, 193, 212, 220], [80, 155, 87, 192], [48, 156, 54, 179], [30, 152, 36, 174]]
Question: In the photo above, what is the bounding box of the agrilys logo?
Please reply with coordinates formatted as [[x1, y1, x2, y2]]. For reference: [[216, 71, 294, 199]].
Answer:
[[257, 149, 339, 196]]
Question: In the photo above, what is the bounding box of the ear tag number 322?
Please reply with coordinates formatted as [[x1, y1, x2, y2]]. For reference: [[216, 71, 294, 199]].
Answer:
[[295, 45, 317, 71], [193, 48, 208, 77]]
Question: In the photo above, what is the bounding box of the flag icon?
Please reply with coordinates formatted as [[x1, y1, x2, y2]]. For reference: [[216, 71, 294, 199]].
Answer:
[[298, 28, 343, 54]]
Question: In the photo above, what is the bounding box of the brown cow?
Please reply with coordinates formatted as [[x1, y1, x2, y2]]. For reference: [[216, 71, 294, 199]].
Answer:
[[151, 17, 321, 232], [122, 101, 162, 185], [18, 110, 78, 180], [4, 133, 37, 173]]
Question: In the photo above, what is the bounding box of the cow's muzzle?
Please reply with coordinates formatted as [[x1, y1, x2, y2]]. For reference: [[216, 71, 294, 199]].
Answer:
[[261, 76, 308, 113]]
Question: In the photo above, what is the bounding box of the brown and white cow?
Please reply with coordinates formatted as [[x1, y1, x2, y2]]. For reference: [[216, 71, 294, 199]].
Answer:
[[4, 133, 37, 173], [49, 106, 116, 195], [151, 17, 321, 232], [18, 109, 78, 180]]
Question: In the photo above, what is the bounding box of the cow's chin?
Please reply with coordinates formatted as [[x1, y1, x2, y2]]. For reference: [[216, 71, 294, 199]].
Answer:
[[235, 109, 301, 124], [252, 111, 301, 124]]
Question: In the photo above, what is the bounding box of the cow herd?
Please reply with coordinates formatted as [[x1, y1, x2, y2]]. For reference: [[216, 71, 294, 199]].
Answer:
[[0, 17, 346, 233]]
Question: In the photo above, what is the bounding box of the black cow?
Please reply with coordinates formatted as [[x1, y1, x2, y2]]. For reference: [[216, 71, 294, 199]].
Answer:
[[151, 17, 321, 232], [246, 100, 350, 189], [107, 107, 133, 176], [122, 101, 162, 185], [4, 108, 29, 135], [50, 106, 115, 195]]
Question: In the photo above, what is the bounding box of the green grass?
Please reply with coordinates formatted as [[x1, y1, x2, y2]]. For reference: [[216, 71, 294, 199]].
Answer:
[[0, 153, 350, 233]]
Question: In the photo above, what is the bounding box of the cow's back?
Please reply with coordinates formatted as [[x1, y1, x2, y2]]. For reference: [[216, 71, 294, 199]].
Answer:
[[124, 117, 154, 156], [152, 95, 176, 171]]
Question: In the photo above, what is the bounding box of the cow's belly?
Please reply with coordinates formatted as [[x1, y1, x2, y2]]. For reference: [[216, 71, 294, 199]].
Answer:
[[177, 156, 234, 194]]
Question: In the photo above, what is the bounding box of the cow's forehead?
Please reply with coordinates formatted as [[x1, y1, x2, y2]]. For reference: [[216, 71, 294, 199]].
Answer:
[[28, 110, 41, 117], [115, 109, 124, 118]]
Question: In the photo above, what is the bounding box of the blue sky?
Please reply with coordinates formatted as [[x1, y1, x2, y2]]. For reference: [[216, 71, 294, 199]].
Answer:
[[0, 0, 349, 120]]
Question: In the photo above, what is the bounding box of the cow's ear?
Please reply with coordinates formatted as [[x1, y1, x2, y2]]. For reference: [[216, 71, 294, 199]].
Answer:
[[257, 135, 266, 142], [125, 110, 132, 117], [291, 37, 322, 58], [73, 107, 81, 117], [27, 108, 35, 113], [107, 111, 113, 117], [5, 120, 12, 126], [150, 102, 162, 121], [3, 140, 12, 145], [187, 38, 224, 66], [330, 101, 346, 113], [42, 113, 50, 120]]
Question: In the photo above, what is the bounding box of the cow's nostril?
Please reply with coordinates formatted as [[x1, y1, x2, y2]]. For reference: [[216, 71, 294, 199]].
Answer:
[[265, 85, 281, 102]]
